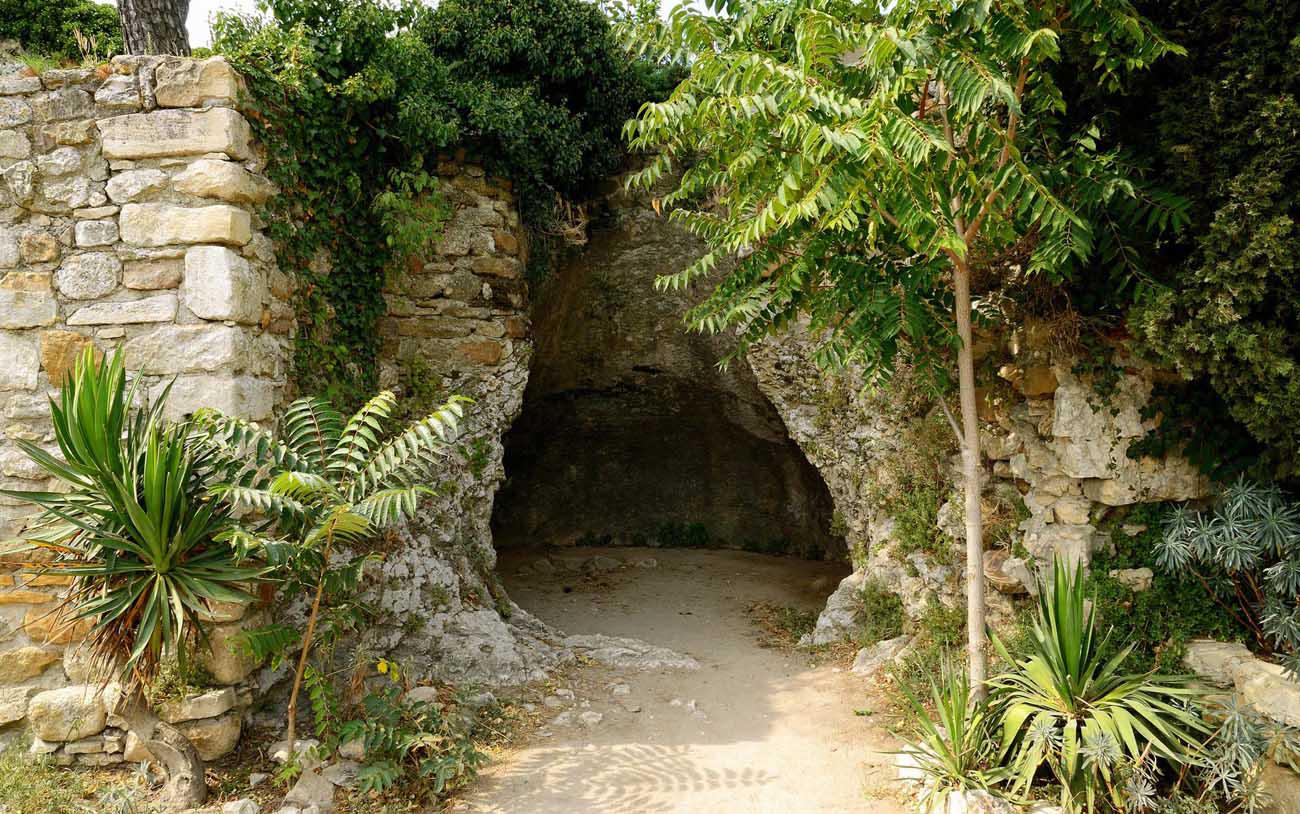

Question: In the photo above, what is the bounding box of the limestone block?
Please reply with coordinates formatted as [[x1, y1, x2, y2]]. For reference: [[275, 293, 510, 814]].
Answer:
[[30, 89, 94, 122], [159, 687, 236, 724], [93, 74, 140, 111], [154, 57, 242, 108], [850, 634, 913, 677], [56, 252, 121, 299], [0, 446, 51, 480], [1261, 765, 1300, 814], [99, 108, 252, 160], [123, 324, 258, 374], [67, 294, 178, 325], [0, 130, 31, 159], [182, 245, 265, 322], [176, 711, 242, 761], [0, 96, 32, 127], [1183, 639, 1254, 688], [799, 570, 867, 646], [38, 175, 102, 211], [0, 282, 56, 326], [0, 74, 41, 94], [17, 232, 57, 264], [1051, 496, 1092, 525], [196, 615, 263, 684], [0, 232, 15, 269], [122, 258, 183, 290], [64, 735, 108, 754], [1050, 371, 1147, 479], [39, 119, 95, 146], [122, 730, 151, 762], [0, 686, 37, 725], [36, 146, 83, 176], [163, 375, 275, 422], [74, 203, 117, 218], [1238, 660, 1300, 728], [40, 330, 99, 385], [106, 168, 169, 203], [1022, 517, 1099, 569], [0, 645, 61, 682], [120, 203, 252, 247], [23, 605, 92, 644], [1081, 454, 1211, 506], [1109, 567, 1154, 592], [28, 685, 107, 742], [174, 159, 272, 204], [1, 160, 35, 203], [0, 332, 39, 389], [71, 219, 117, 248]]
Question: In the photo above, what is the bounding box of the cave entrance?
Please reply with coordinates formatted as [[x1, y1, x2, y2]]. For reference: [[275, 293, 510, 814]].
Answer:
[[490, 193, 845, 563]]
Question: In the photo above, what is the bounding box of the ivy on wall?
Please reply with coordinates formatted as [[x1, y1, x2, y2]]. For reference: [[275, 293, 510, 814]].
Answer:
[[212, 0, 661, 407]]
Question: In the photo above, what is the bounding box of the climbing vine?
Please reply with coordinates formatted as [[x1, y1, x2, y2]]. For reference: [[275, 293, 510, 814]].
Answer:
[[212, 0, 660, 407]]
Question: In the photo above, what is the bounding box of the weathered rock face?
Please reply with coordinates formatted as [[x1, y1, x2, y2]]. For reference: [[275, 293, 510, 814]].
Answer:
[[749, 318, 1215, 639], [491, 183, 844, 560], [371, 162, 567, 686]]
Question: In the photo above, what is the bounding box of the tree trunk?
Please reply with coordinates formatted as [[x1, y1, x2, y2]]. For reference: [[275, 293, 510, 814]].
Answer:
[[952, 259, 988, 698], [119, 0, 191, 56]]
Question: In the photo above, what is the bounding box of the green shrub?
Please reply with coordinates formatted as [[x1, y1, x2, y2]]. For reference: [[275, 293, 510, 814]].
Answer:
[[0, 0, 121, 63], [896, 656, 1008, 811], [1154, 480, 1300, 674], [1096, 0, 1300, 479], [868, 411, 958, 566], [336, 680, 486, 797], [196, 388, 471, 751], [1088, 503, 1249, 674], [857, 579, 904, 644]]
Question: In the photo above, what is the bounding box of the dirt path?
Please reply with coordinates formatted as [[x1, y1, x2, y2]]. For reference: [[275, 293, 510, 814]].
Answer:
[[451, 547, 909, 814]]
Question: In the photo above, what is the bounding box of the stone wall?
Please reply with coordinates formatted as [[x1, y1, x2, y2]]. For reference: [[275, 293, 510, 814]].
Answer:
[[0, 56, 289, 760]]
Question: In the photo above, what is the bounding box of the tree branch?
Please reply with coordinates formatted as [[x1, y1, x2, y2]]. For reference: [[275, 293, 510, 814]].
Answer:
[[964, 58, 1029, 243]]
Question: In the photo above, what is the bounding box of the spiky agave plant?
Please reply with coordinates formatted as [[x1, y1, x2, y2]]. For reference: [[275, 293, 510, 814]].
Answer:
[[194, 390, 469, 752], [989, 559, 1208, 812], [0, 347, 265, 688], [896, 655, 1010, 812]]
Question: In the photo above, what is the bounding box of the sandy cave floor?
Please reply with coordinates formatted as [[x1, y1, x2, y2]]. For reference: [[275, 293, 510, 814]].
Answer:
[[448, 546, 911, 814]]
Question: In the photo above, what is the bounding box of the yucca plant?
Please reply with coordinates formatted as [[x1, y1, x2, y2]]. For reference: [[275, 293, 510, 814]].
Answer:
[[990, 559, 1208, 812], [193, 390, 469, 752], [0, 347, 265, 687], [896, 655, 1010, 813]]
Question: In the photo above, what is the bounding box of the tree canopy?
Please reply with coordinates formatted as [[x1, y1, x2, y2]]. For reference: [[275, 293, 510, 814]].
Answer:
[[625, 0, 1184, 386]]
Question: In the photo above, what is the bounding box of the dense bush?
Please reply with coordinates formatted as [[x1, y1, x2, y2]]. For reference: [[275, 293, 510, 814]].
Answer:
[[1065, 0, 1300, 480], [0, 0, 121, 63], [213, 0, 658, 406]]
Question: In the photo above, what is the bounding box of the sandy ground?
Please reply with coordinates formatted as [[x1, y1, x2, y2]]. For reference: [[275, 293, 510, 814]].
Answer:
[[450, 547, 910, 814]]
